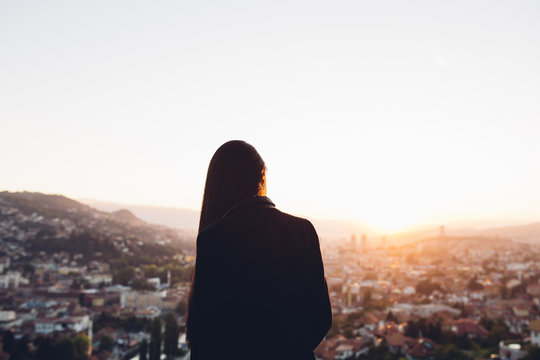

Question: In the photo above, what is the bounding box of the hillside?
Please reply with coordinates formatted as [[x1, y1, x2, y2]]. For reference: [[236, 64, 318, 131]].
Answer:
[[80, 198, 200, 233], [0, 191, 194, 264]]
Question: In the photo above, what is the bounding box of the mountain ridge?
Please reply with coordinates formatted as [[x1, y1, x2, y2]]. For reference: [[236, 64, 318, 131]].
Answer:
[[0, 191, 194, 265]]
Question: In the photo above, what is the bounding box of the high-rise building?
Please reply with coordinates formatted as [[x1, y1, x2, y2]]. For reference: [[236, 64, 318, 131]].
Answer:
[[361, 234, 368, 251], [350, 235, 357, 251], [439, 225, 445, 238]]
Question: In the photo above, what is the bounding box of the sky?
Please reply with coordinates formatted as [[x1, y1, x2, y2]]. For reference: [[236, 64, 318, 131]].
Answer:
[[1, 0, 540, 233]]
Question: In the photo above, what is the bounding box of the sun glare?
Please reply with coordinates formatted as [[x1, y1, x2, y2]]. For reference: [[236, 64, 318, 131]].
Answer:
[[359, 202, 432, 234]]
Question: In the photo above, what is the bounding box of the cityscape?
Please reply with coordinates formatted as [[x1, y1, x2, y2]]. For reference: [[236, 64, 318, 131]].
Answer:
[[2, 0, 540, 359], [0, 191, 539, 359]]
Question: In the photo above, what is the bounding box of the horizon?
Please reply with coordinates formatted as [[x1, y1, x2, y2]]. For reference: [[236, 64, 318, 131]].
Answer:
[[77, 194, 540, 233], [4, 189, 538, 236], [2, 1, 540, 233]]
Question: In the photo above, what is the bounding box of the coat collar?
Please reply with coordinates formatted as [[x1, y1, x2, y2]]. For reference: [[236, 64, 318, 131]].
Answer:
[[222, 196, 275, 218]]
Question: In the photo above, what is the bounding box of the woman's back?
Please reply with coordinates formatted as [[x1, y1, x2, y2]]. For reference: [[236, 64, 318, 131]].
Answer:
[[188, 196, 332, 359]]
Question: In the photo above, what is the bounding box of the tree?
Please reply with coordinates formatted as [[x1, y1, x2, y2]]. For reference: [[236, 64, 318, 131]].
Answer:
[[467, 275, 484, 291], [175, 299, 187, 316], [362, 289, 372, 307], [73, 333, 89, 360], [98, 335, 114, 352], [139, 339, 148, 360], [434, 344, 474, 360], [35, 336, 53, 360], [2, 330, 15, 354], [501, 283, 510, 299], [455, 333, 472, 350], [113, 266, 135, 285], [523, 346, 540, 360], [54, 338, 76, 360], [164, 313, 180, 359], [425, 318, 442, 342], [404, 320, 419, 338], [386, 311, 397, 323], [415, 279, 441, 296], [9, 336, 30, 360], [149, 317, 162, 360]]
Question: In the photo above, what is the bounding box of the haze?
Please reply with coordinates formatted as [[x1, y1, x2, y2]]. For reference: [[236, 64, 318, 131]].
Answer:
[[1, 0, 540, 232]]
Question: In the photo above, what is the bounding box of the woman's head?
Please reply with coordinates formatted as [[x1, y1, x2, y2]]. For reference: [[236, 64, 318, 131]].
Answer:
[[198, 140, 266, 232]]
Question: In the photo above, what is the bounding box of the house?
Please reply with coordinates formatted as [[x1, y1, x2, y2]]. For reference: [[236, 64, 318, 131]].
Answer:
[[334, 340, 369, 359], [531, 319, 540, 347], [407, 338, 435, 360], [34, 315, 91, 335], [385, 332, 415, 356], [355, 312, 383, 332], [315, 335, 371, 360], [452, 319, 489, 338], [0, 311, 19, 330], [120, 291, 163, 309], [134, 307, 161, 319]]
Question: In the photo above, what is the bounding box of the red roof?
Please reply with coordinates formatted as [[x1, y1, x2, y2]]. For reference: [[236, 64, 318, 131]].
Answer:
[[407, 338, 435, 359], [453, 319, 488, 337]]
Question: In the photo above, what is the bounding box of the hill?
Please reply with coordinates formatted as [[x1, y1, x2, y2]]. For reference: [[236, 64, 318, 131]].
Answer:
[[80, 198, 200, 233], [0, 191, 194, 265]]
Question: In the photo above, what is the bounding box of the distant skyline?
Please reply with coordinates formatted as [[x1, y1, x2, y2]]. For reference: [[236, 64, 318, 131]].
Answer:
[[2, 1, 540, 232]]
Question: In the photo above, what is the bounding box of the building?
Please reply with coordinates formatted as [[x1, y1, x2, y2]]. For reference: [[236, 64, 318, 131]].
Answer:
[[121, 291, 163, 309], [361, 234, 368, 251], [531, 319, 540, 347], [34, 315, 91, 335], [0, 272, 21, 289]]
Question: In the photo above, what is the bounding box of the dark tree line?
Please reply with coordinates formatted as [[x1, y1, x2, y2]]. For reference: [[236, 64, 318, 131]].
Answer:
[[2, 331, 89, 360]]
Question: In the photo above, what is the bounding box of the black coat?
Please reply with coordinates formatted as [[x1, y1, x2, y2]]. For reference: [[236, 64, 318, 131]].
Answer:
[[188, 196, 332, 359]]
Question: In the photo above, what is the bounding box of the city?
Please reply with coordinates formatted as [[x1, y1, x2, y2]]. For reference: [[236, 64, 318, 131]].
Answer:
[[1, 191, 539, 359]]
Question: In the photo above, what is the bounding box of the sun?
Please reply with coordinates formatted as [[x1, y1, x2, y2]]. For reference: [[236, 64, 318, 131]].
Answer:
[[360, 203, 428, 234]]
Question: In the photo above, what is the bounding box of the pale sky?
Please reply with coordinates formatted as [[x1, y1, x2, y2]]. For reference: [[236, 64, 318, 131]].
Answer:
[[1, 0, 539, 232]]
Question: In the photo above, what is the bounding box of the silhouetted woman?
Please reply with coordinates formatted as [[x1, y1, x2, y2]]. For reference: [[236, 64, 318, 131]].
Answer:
[[186, 140, 331, 359]]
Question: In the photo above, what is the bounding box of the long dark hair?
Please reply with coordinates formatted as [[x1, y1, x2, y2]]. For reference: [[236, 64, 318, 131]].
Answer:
[[197, 140, 266, 232], [186, 140, 265, 345]]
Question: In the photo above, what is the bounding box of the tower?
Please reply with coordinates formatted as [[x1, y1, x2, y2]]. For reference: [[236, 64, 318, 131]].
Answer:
[[350, 235, 357, 251], [361, 234, 367, 251]]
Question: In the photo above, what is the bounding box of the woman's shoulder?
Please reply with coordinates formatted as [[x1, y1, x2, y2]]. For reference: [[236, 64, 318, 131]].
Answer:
[[198, 200, 318, 243]]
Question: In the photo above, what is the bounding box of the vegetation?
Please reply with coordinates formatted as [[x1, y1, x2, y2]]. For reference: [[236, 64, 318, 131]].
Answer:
[[175, 299, 187, 316], [149, 317, 162, 360], [434, 344, 474, 360], [139, 339, 148, 360], [467, 275, 484, 291], [357, 345, 400, 360], [415, 278, 442, 295], [98, 335, 114, 352], [93, 312, 150, 333], [523, 346, 540, 360], [164, 313, 181, 359]]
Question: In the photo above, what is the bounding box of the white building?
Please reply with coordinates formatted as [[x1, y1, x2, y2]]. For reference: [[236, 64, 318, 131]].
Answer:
[[84, 273, 112, 287], [0, 271, 21, 289], [0, 311, 20, 330], [121, 291, 163, 309], [35, 315, 92, 335], [403, 286, 416, 296]]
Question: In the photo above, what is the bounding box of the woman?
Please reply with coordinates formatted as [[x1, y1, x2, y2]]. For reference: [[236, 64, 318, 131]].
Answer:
[[186, 140, 331, 359]]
